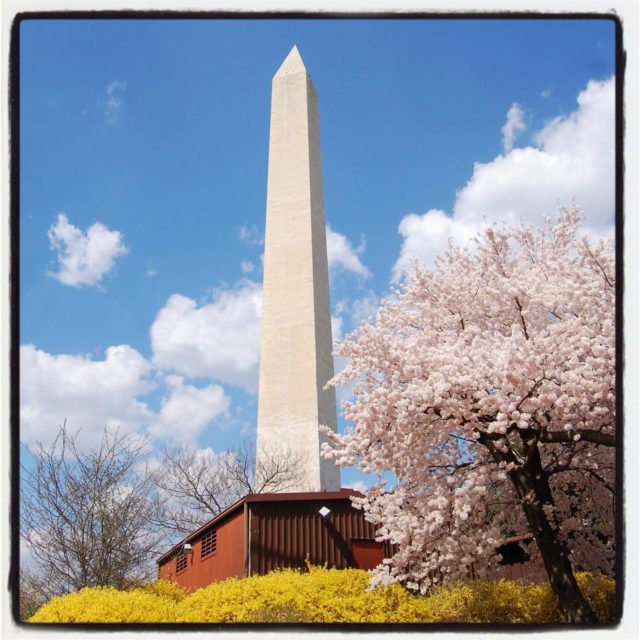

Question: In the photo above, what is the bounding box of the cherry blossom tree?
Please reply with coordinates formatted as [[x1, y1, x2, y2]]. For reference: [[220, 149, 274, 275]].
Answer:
[[322, 206, 615, 623]]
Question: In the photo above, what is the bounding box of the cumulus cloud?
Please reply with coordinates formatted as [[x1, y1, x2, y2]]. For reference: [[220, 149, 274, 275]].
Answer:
[[391, 210, 476, 282], [20, 342, 234, 451], [501, 103, 526, 153], [105, 80, 126, 124], [47, 213, 128, 288], [349, 291, 381, 326], [330, 292, 382, 407], [20, 344, 155, 449], [392, 76, 614, 282], [334, 291, 380, 336], [239, 224, 263, 246], [151, 281, 263, 393], [149, 375, 230, 443], [326, 225, 370, 279], [331, 315, 344, 342], [241, 261, 255, 274], [343, 480, 370, 494], [456, 77, 614, 230]]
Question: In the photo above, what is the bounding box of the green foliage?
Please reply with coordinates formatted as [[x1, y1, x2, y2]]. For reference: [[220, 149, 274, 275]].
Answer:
[[28, 568, 615, 624]]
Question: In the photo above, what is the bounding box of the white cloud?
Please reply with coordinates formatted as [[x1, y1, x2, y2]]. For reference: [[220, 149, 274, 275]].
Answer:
[[456, 77, 614, 230], [333, 353, 354, 407], [151, 281, 262, 393], [239, 224, 263, 246], [334, 291, 380, 336], [331, 315, 344, 342], [47, 213, 128, 288], [20, 343, 233, 451], [391, 210, 476, 282], [343, 480, 369, 494], [330, 293, 380, 403], [20, 344, 155, 449], [326, 225, 370, 279], [240, 260, 255, 274], [349, 291, 381, 326], [105, 80, 126, 124], [501, 103, 526, 153], [149, 375, 230, 443], [392, 76, 615, 282]]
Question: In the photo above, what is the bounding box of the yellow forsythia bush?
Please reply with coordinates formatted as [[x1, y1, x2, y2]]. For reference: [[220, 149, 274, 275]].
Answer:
[[28, 585, 181, 623], [575, 573, 617, 623], [176, 565, 433, 623], [28, 567, 615, 624], [421, 572, 615, 623]]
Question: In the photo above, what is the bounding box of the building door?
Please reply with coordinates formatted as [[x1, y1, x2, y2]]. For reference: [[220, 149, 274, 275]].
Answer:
[[350, 539, 384, 570]]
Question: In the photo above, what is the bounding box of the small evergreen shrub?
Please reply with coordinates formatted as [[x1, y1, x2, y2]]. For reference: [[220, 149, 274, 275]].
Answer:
[[28, 567, 615, 624]]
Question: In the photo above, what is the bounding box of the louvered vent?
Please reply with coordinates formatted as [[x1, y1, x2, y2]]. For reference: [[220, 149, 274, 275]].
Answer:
[[201, 528, 217, 559]]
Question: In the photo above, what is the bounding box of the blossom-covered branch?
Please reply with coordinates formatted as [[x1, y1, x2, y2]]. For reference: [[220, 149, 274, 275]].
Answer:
[[322, 206, 615, 623]]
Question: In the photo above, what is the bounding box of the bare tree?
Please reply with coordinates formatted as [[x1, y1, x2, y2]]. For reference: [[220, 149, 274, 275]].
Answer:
[[229, 440, 305, 494], [18, 567, 49, 621], [151, 440, 303, 538], [20, 424, 164, 604]]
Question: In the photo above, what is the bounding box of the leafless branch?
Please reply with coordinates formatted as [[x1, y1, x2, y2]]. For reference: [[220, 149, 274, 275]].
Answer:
[[151, 439, 304, 538], [20, 424, 163, 603]]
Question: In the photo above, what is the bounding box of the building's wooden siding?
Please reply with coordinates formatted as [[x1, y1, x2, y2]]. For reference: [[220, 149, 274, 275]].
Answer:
[[158, 495, 548, 592], [249, 498, 387, 575], [351, 539, 385, 570], [158, 508, 245, 592], [157, 558, 174, 582]]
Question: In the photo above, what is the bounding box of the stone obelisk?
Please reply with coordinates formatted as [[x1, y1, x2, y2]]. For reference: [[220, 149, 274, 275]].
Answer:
[[256, 46, 340, 492]]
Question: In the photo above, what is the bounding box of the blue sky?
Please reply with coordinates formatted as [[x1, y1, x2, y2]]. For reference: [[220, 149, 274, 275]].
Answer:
[[19, 17, 616, 491]]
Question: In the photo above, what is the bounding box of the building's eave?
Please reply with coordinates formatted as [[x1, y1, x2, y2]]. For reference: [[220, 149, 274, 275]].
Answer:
[[156, 489, 363, 565], [156, 495, 247, 565], [245, 489, 362, 503]]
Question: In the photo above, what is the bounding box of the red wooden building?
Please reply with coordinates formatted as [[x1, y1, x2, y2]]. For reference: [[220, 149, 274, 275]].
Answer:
[[157, 490, 390, 592], [157, 490, 546, 592]]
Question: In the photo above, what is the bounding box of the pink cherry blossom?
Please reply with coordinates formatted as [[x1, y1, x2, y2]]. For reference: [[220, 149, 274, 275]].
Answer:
[[322, 205, 615, 623]]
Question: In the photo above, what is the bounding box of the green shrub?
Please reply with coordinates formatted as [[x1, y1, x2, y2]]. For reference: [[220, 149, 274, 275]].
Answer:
[[28, 567, 615, 624]]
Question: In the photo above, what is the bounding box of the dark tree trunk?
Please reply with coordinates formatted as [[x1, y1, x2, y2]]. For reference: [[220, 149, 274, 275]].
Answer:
[[477, 430, 598, 624], [478, 429, 598, 623], [509, 446, 598, 623]]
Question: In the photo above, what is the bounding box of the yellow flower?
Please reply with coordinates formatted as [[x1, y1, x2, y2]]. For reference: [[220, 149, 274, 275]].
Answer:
[[28, 568, 615, 624]]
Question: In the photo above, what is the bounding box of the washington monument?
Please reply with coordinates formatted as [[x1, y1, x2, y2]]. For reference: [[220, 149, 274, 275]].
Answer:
[[256, 46, 341, 492]]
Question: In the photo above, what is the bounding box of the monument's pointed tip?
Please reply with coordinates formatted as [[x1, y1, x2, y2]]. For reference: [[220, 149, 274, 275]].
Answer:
[[274, 45, 307, 77]]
